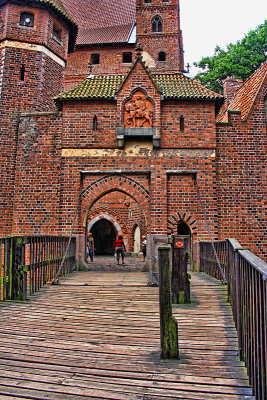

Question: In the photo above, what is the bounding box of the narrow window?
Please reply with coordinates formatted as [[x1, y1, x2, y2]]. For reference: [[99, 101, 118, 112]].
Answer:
[[19, 12, 34, 27], [152, 16, 162, 33], [158, 51, 166, 62], [52, 23, 62, 43], [123, 52, 132, 63], [145, 0, 151, 3], [91, 53, 100, 65], [19, 65, 25, 81], [93, 115, 98, 131], [162, 0, 169, 3], [180, 115, 185, 132]]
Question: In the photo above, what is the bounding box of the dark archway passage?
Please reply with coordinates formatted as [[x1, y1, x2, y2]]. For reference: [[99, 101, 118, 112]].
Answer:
[[91, 219, 116, 255], [177, 222, 191, 236]]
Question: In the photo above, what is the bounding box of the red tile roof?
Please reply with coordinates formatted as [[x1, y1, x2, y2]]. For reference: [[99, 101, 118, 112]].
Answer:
[[55, 72, 223, 103], [78, 23, 134, 45], [217, 62, 267, 123], [62, 0, 136, 45]]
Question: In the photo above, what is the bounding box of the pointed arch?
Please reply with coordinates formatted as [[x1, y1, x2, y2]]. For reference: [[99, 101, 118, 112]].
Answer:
[[81, 175, 150, 228], [167, 212, 198, 235], [152, 15, 162, 33]]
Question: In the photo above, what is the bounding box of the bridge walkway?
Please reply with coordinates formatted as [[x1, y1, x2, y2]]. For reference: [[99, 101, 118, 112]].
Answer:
[[0, 270, 254, 399]]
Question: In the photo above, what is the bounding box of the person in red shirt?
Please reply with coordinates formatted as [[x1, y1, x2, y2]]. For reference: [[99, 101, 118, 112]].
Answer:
[[114, 235, 126, 265]]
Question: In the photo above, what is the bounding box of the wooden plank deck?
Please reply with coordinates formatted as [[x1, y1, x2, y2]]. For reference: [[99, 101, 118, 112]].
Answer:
[[0, 270, 254, 400]]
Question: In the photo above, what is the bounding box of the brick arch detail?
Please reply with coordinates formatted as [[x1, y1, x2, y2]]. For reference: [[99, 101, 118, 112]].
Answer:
[[167, 212, 198, 235], [87, 207, 129, 236], [130, 219, 146, 237], [87, 214, 123, 236], [81, 175, 150, 228]]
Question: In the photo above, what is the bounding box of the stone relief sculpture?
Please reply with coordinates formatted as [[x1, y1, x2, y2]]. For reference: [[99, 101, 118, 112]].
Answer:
[[124, 90, 153, 128]]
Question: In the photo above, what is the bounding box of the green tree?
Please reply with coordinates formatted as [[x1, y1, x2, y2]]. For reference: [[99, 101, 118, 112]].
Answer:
[[194, 21, 267, 93]]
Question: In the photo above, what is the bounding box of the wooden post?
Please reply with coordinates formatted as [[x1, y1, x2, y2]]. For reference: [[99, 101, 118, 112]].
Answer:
[[158, 245, 179, 359], [11, 237, 27, 301], [172, 235, 190, 304]]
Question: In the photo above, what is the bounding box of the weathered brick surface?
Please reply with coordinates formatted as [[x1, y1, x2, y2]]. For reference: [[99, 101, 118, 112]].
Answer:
[[161, 101, 216, 147], [62, 100, 117, 148], [136, 0, 183, 72], [11, 114, 62, 235], [216, 79, 267, 259], [0, 1, 69, 236], [64, 45, 136, 90], [0, 3, 69, 60]]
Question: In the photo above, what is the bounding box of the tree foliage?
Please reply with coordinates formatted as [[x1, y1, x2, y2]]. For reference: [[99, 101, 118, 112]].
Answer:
[[194, 21, 267, 93]]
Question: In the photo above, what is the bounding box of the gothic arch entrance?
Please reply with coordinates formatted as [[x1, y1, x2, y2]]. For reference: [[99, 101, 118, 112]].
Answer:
[[90, 219, 117, 255]]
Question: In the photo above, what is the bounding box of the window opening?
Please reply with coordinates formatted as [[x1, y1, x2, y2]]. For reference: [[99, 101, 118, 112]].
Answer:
[[19, 12, 34, 27], [145, 0, 152, 3], [93, 116, 98, 131], [158, 51, 166, 61], [180, 115, 185, 132], [152, 16, 162, 33], [123, 52, 132, 63], [91, 53, 100, 65], [52, 24, 62, 43], [19, 65, 25, 81]]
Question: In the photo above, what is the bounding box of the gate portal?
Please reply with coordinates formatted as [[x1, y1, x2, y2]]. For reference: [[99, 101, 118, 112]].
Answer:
[[91, 219, 116, 255]]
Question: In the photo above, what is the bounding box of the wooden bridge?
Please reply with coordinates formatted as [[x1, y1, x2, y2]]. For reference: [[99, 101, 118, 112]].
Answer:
[[0, 237, 266, 399]]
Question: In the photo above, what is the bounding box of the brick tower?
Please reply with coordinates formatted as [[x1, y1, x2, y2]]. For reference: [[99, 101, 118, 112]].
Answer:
[[0, 0, 77, 235], [136, 0, 184, 72]]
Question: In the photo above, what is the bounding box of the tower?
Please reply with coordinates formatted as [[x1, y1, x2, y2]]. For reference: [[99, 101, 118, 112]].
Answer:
[[136, 0, 184, 72], [0, 0, 77, 235]]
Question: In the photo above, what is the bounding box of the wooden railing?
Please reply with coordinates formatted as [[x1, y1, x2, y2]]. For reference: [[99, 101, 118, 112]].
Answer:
[[200, 239, 267, 400], [0, 236, 76, 301]]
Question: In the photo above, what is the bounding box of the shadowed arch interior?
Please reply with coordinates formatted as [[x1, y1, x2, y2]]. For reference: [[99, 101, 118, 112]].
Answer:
[[90, 219, 116, 255]]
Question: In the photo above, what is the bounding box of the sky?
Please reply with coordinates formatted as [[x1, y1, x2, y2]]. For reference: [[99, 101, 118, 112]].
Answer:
[[180, 0, 267, 76]]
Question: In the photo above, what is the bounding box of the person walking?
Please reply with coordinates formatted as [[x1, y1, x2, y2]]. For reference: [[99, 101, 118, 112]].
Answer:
[[87, 232, 94, 262], [141, 236, 147, 262], [114, 235, 126, 265]]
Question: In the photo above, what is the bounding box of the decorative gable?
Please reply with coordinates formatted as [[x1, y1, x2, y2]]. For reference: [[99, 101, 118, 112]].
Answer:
[[116, 55, 162, 148]]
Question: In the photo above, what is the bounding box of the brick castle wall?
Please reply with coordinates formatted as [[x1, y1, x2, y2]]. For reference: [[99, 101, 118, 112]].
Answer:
[[216, 81, 267, 260]]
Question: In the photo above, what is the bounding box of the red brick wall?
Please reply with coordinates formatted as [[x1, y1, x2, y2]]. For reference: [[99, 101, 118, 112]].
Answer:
[[62, 100, 117, 147], [12, 113, 62, 235], [167, 168, 218, 240], [0, 2, 69, 235], [0, 47, 64, 112], [216, 81, 267, 260], [65, 45, 136, 90], [161, 101, 216, 148], [0, 3, 69, 60]]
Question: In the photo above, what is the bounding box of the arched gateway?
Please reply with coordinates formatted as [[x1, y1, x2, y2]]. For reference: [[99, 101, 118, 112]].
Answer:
[[80, 175, 149, 256]]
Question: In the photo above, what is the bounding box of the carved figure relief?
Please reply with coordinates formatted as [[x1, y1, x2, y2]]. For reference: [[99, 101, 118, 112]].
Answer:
[[124, 90, 153, 128]]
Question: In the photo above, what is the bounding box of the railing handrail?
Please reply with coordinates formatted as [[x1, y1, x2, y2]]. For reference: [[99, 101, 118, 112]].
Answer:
[[0, 235, 76, 301], [200, 238, 267, 400], [227, 238, 267, 278]]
